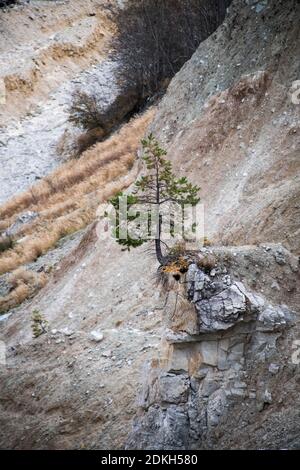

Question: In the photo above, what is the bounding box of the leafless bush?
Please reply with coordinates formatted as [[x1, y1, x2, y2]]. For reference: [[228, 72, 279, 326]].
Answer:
[[113, 0, 231, 101], [69, 87, 140, 133], [68, 90, 106, 132]]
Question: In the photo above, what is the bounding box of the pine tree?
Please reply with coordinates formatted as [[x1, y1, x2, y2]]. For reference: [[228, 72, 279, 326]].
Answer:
[[109, 134, 200, 264]]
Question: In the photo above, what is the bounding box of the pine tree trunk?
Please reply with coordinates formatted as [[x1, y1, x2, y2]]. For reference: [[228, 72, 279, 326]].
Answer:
[[155, 238, 164, 265], [155, 213, 164, 265], [154, 157, 164, 264]]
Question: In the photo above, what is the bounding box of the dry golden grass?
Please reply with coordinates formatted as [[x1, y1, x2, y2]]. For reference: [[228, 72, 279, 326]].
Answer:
[[0, 108, 155, 311], [0, 110, 153, 220], [0, 268, 47, 314]]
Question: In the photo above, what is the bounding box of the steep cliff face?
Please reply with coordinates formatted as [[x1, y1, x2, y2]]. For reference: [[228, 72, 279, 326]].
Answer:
[[151, 0, 300, 254], [0, 0, 299, 450]]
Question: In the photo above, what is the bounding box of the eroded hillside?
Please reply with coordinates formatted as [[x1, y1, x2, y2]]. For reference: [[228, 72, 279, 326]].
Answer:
[[0, 0, 117, 203], [151, 0, 300, 254], [0, 0, 299, 450]]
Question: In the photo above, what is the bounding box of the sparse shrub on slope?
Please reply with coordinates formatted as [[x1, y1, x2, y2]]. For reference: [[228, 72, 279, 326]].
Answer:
[[67, 87, 142, 157], [31, 310, 48, 338], [69, 90, 106, 132], [68, 87, 141, 137]]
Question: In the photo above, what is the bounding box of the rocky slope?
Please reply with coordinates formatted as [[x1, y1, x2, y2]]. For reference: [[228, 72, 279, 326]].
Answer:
[[0, 0, 113, 125], [151, 0, 300, 254], [0, 0, 299, 450], [0, 0, 120, 204]]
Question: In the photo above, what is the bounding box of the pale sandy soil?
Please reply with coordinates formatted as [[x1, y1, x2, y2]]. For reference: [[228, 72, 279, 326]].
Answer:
[[0, 0, 117, 204]]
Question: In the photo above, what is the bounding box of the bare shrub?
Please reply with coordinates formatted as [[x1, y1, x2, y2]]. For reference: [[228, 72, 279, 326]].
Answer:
[[69, 87, 140, 131], [113, 0, 232, 101], [69, 90, 106, 131]]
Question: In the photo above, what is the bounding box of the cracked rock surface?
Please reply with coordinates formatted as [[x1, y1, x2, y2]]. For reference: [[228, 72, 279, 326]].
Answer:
[[126, 249, 300, 450]]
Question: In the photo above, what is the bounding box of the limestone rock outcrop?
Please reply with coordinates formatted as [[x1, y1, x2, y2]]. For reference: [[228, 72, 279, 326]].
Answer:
[[126, 246, 300, 450]]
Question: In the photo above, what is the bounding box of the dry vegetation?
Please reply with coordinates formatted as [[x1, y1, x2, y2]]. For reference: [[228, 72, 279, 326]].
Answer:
[[113, 0, 231, 102], [0, 108, 155, 313], [0, 268, 47, 314]]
